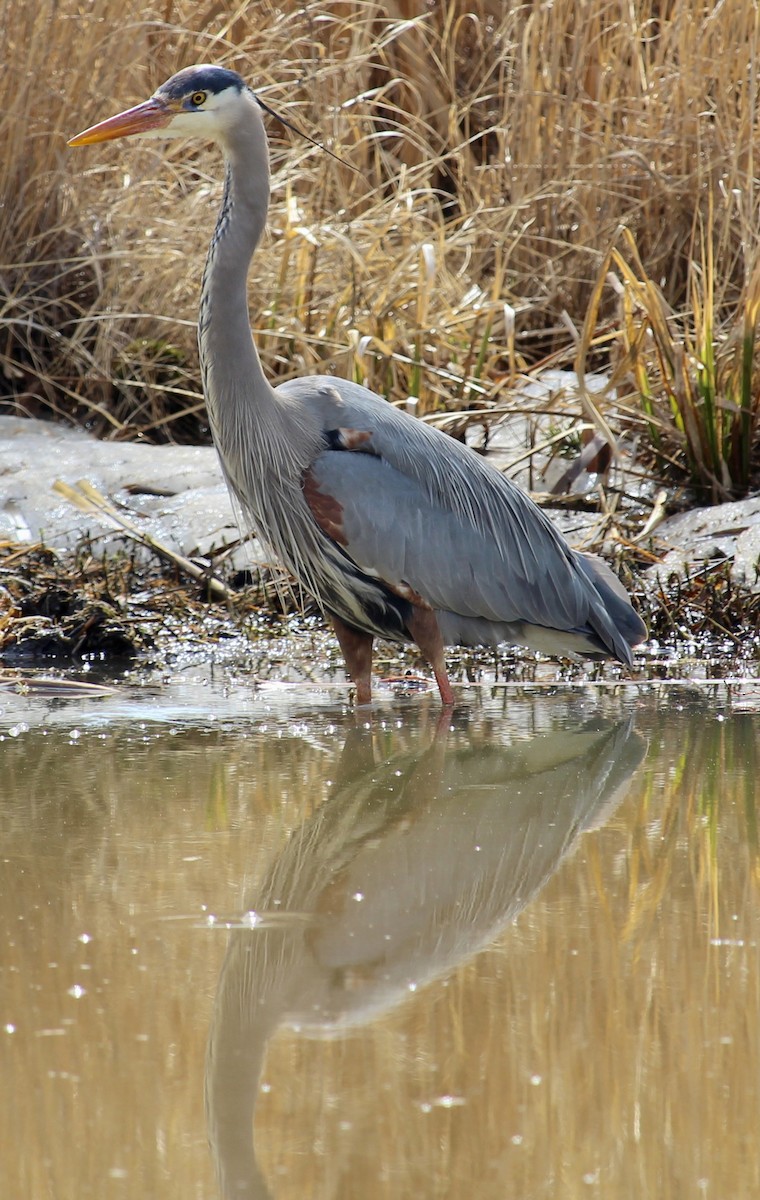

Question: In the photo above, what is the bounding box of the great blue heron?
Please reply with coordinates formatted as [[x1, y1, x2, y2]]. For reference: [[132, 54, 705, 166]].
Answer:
[[68, 65, 646, 705]]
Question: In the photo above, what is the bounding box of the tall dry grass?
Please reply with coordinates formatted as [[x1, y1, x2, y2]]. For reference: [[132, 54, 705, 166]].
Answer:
[[2, 0, 760, 493]]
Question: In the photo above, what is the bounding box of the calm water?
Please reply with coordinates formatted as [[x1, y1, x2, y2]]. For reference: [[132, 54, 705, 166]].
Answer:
[[1, 673, 758, 1199]]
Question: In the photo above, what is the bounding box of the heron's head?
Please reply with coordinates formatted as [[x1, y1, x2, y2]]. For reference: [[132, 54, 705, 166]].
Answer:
[[67, 65, 251, 148]]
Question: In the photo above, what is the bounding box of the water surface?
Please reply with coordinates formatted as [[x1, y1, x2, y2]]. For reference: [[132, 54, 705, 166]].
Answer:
[[1, 675, 758, 1198]]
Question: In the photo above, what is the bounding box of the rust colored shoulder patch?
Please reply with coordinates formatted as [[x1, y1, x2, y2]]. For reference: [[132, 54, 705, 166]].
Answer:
[[338, 427, 373, 450], [324, 427, 374, 452], [303, 469, 348, 546]]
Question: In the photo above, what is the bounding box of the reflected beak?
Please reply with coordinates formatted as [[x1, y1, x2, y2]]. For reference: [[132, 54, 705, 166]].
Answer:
[[67, 97, 173, 147]]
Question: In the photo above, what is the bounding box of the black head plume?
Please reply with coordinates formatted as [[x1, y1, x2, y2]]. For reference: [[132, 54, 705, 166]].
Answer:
[[253, 93, 356, 172]]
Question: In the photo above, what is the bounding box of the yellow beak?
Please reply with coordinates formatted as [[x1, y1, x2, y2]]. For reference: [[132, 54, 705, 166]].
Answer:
[[67, 97, 173, 147]]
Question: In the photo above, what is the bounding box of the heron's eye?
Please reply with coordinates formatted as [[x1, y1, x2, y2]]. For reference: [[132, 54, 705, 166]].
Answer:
[[190, 91, 207, 107]]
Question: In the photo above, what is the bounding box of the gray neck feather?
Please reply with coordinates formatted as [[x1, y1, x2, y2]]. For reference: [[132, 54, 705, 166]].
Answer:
[[198, 91, 272, 430], [196, 91, 326, 596]]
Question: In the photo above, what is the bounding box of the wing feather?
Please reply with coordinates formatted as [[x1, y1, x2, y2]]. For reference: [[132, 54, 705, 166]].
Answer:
[[279, 376, 644, 660], [310, 451, 594, 633]]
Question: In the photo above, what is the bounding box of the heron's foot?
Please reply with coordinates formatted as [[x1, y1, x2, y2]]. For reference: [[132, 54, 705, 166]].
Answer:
[[433, 668, 456, 707], [405, 609, 456, 706], [352, 678, 373, 706], [329, 614, 374, 706]]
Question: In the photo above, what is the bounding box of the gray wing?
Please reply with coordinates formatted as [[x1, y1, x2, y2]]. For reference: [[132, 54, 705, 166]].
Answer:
[[279, 375, 644, 661]]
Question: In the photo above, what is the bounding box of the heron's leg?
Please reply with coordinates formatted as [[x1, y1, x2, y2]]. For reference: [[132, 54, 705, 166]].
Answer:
[[329, 614, 374, 705], [406, 608, 455, 706]]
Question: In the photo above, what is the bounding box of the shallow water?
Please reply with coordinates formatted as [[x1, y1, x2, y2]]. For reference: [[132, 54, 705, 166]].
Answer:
[[1, 672, 758, 1199]]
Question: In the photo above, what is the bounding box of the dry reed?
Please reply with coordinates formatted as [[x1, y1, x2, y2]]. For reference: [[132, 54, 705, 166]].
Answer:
[[2, 0, 759, 494]]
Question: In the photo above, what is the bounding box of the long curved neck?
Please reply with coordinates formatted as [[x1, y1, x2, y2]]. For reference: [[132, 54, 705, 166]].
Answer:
[[197, 93, 324, 583], [198, 93, 275, 435]]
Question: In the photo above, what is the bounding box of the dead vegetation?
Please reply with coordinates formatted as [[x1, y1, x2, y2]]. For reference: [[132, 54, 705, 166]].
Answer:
[[0, 541, 150, 662], [2, 526, 758, 673], [0, 535, 278, 665], [642, 558, 760, 645], [1, 0, 760, 499]]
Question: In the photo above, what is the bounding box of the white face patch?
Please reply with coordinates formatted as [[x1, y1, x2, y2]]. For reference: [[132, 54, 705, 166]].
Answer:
[[140, 82, 247, 141]]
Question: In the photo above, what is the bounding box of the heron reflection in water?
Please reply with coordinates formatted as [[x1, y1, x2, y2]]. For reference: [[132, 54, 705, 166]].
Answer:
[[202, 713, 644, 1198]]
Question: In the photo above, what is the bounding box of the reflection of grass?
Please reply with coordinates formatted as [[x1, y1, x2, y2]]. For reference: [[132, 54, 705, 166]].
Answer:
[[622, 709, 759, 948]]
